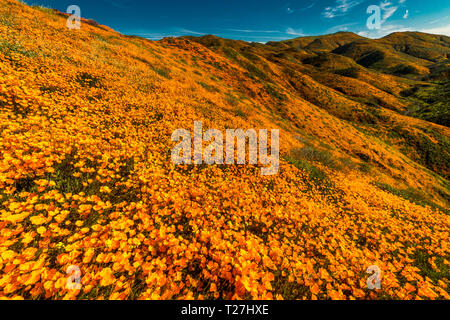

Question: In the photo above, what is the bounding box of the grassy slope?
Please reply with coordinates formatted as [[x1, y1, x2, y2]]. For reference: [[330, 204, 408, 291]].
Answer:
[[0, 0, 449, 300], [187, 33, 450, 201]]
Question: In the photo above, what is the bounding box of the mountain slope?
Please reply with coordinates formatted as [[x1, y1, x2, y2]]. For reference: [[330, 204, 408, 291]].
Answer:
[[0, 0, 449, 300]]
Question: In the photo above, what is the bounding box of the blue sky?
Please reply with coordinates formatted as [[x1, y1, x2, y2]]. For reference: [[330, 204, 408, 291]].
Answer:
[[24, 0, 450, 42]]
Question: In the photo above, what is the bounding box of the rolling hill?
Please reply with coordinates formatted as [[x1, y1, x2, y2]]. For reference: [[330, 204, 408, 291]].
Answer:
[[0, 0, 449, 300]]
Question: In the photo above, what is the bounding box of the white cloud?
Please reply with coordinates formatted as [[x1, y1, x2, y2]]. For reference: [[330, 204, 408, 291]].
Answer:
[[403, 10, 409, 19], [380, 2, 392, 10], [322, 0, 364, 19], [383, 7, 398, 21], [378, 0, 403, 24]]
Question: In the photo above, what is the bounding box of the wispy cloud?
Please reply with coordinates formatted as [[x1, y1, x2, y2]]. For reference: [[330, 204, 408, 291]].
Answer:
[[403, 9, 409, 19], [285, 27, 305, 36], [327, 22, 358, 33], [284, 2, 316, 15], [179, 28, 205, 35], [322, 0, 364, 19], [382, 7, 398, 22], [430, 16, 449, 25], [379, 0, 408, 24], [223, 29, 281, 34]]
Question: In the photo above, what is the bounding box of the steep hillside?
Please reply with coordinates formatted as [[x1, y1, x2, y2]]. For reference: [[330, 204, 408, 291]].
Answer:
[[187, 33, 450, 183], [0, 0, 449, 300]]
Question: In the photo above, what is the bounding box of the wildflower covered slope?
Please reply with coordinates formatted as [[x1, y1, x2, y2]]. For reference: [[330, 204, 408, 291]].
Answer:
[[0, 0, 449, 300]]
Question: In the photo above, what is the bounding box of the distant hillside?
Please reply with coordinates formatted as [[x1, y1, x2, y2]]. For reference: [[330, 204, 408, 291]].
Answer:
[[0, 0, 449, 300], [271, 31, 365, 51]]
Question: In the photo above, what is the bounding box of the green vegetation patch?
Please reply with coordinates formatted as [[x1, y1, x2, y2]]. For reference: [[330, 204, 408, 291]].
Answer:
[[402, 81, 450, 127], [0, 39, 37, 57], [374, 182, 449, 214]]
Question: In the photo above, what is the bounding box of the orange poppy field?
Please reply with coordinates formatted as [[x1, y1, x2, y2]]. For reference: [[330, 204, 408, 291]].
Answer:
[[0, 0, 449, 300]]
